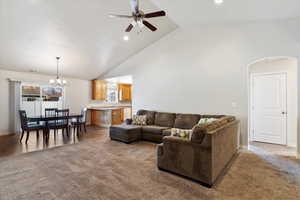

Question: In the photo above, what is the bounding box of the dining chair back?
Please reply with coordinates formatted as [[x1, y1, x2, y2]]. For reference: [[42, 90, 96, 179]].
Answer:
[[55, 109, 70, 125], [45, 108, 57, 117], [19, 110, 28, 129], [71, 108, 88, 134], [81, 108, 88, 123], [19, 110, 45, 143]]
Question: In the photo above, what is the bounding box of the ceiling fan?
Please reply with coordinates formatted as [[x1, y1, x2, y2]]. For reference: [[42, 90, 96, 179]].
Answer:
[[109, 0, 166, 32]]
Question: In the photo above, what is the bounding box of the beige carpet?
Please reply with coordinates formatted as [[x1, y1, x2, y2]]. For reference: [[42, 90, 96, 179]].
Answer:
[[0, 133, 300, 200]]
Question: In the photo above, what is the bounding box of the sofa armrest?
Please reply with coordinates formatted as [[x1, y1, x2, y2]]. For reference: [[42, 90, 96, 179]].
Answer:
[[158, 135, 212, 184], [163, 136, 192, 145], [157, 143, 164, 156], [205, 116, 236, 133], [191, 124, 207, 144], [191, 116, 237, 144]]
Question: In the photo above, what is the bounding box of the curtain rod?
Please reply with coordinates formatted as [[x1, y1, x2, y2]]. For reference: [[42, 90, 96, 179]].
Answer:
[[7, 78, 22, 83]]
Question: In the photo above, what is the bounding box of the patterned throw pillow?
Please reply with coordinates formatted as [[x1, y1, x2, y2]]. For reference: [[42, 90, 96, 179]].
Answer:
[[132, 115, 147, 125], [171, 128, 193, 140], [198, 118, 217, 124]]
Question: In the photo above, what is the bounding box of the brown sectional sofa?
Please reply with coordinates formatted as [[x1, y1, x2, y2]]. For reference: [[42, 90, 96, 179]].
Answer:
[[109, 110, 239, 186]]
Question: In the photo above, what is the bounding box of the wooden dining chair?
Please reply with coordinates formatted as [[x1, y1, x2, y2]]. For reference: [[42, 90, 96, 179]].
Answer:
[[54, 109, 70, 137], [19, 110, 45, 144], [45, 108, 58, 135], [71, 108, 88, 134], [45, 108, 57, 116]]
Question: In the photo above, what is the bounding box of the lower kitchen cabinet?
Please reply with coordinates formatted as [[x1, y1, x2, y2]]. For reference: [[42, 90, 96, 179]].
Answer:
[[90, 107, 131, 127]]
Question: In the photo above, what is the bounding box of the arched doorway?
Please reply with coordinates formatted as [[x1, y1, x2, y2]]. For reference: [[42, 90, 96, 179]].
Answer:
[[248, 57, 298, 157]]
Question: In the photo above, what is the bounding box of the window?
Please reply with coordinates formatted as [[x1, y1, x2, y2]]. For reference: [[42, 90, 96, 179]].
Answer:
[[42, 87, 63, 102], [21, 84, 65, 117], [22, 85, 63, 102], [22, 85, 41, 101], [107, 83, 118, 103]]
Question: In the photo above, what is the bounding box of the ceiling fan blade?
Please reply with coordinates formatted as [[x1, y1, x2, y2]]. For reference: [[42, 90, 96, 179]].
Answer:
[[142, 20, 157, 32], [144, 11, 166, 18], [130, 0, 139, 14], [109, 14, 133, 18], [125, 24, 134, 32]]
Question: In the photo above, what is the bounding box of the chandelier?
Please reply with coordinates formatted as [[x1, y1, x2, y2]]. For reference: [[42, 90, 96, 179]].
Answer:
[[49, 57, 67, 86]]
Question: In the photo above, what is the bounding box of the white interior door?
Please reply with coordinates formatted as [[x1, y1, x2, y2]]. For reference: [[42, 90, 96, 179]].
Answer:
[[251, 73, 287, 145]]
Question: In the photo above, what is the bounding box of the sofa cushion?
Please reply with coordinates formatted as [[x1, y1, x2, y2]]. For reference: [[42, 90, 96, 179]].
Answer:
[[142, 125, 169, 135], [174, 114, 201, 129], [137, 110, 156, 125], [154, 112, 176, 127], [162, 129, 172, 136], [132, 115, 147, 125], [198, 118, 217, 124], [171, 128, 193, 140]]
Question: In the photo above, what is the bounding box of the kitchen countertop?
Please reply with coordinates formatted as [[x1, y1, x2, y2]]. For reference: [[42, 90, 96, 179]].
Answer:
[[88, 105, 132, 111]]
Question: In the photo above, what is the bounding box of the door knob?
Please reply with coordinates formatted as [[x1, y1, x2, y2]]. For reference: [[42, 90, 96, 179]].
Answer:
[[282, 112, 287, 115]]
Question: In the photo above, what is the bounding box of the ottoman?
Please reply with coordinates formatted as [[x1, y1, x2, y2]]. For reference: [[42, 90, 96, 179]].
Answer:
[[109, 125, 142, 143]]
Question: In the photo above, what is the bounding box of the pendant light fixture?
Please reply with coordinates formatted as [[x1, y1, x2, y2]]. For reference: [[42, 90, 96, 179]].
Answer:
[[49, 57, 67, 86]]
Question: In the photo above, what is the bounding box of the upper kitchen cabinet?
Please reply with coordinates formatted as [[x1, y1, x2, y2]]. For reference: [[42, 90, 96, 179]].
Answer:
[[92, 80, 107, 100], [118, 84, 132, 102]]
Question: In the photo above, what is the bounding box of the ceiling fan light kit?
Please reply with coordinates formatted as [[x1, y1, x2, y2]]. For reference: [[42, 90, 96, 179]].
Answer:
[[109, 0, 166, 33], [214, 0, 224, 5], [123, 35, 130, 41]]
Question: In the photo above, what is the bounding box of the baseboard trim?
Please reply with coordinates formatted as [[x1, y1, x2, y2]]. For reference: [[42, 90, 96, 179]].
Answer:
[[0, 133, 15, 138], [0, 130, 15, 137], [239, 145, 248, 150]]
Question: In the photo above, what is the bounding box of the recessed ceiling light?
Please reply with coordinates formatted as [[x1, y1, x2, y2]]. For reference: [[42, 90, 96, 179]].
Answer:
[[123, 35, 129, 41], [214, 0, 224, 5]]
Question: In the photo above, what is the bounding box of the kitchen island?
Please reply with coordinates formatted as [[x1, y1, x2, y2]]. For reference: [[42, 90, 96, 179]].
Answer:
[[89, 106, 132, 127]]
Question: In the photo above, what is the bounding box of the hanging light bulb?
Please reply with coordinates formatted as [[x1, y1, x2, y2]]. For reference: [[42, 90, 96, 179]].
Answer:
[[56, 78, 62, 84]]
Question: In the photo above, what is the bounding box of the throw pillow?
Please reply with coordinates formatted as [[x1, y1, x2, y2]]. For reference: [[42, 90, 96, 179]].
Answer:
[[132, 115, 147, 125], [171, 128, 193, 140], [198, 118, 217, 124]]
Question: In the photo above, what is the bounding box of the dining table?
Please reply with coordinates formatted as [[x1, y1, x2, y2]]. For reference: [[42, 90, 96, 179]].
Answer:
[[27, 114, 83, 141]]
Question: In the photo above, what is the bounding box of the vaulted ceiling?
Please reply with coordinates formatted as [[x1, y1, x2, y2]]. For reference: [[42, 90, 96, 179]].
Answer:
[[0, 0, 177, 79], [1, 0, 300, 80], [151, 0, 300, 26]]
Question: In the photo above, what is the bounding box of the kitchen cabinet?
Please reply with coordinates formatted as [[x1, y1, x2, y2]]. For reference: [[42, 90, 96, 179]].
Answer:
[[92, 80, 107, 100], [118, 84, 132, 102], [91, 110, 102, 127], [112, 109, 123, 125], [90, 107, 132, 127]]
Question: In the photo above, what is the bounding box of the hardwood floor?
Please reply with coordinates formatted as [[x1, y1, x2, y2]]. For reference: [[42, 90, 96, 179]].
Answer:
[[0, 126, 107, 158], [249, 141, 297, 157]]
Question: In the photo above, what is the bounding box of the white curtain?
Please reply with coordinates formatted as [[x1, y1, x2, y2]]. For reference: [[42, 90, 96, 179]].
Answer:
[[9, 80, 21, 134]]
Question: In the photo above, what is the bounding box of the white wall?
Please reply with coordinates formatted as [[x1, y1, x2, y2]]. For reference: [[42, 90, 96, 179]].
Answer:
[[0, 69, 91, 136], [249, 58, 298, 147], [101, 18, 300, 150]]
